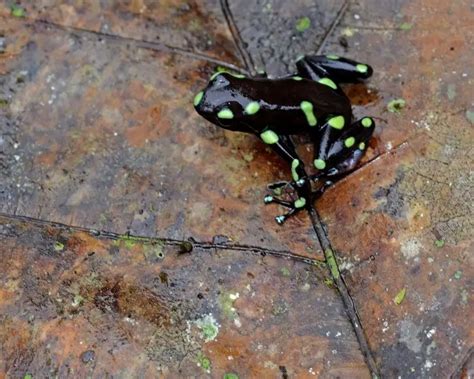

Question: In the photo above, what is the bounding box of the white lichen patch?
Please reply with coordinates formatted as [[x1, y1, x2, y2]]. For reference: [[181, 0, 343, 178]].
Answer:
[[399, 319, 423, 353], [194, 314, 220, 342], [401, 237, 421, 260], [426, 328, 436, 338], [229, 292, 239, 301], [339, 259, 355, 272]]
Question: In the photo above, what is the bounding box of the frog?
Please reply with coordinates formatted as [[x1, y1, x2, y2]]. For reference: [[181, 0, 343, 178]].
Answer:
[[193, 55, 375, 224]]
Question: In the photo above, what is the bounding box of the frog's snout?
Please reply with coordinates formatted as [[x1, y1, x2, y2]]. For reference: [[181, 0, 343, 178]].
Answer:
[[193, 91, 215, 122], [193, 90, 205, 110]]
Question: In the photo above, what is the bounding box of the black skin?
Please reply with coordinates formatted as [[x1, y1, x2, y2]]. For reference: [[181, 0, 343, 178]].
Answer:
[[194, 55, 375, 224]]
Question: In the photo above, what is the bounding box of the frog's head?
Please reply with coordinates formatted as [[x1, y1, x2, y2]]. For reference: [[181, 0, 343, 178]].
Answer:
[[193, 72, 250, 132]]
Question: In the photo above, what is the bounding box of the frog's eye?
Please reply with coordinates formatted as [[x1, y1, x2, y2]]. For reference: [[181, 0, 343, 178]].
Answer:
[[210, 73, 230, 87]]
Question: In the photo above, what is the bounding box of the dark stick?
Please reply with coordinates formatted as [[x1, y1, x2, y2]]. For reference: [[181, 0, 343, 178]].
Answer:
[[308, 208, 379, 376], [316, 0, 349, 54], [220, 0, 256, 76]]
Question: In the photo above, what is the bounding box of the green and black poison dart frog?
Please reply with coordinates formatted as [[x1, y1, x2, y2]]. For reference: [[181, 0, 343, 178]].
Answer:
[[193, 55, 375, 224]]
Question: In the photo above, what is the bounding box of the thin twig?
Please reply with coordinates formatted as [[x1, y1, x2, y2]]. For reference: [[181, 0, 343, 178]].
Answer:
[[308, 208, 380, 376], [219, 0, 256, 75], [309, 1, 381, 374], [34, 18, 249, 75], [316, 0, 349, 54], [0, 213, 324, 267]]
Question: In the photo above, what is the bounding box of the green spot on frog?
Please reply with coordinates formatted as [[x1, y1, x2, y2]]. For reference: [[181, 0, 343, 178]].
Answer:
[[314, 159, 326, 170], [362, 117, 373, 127], [344, 137, 355, 148], [318, 77, 337, 90], [296, 16, 311, 32], [260, 130, 279, 144], [244, 101, 260, 115], [394, 288, 406, 305], [356, 64, 368, 73], [292, 76, 303, 81], [326, 54, 339, 60], [358, 142, 366, 150], [300, 101, 317, 126], [193, 91, 203, 106], [328, 115, 345, 130], [294, 197, 306, 208], [212, 68, 245, 80], [291, 159, 300, 181], [217, 108, 234, 119], [210, 72, 221, 81]]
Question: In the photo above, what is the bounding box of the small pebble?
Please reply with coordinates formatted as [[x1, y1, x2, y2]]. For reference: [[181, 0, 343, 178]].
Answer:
[[80, 350, 95, 363]]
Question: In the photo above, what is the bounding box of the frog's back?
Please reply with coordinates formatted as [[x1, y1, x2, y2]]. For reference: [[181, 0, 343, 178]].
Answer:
[[239, 77, 352, 135]]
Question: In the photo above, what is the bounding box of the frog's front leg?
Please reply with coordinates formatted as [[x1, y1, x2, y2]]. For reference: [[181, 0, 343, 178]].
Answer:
[[296, 55, 373, 85], [259, 131, 311, 224]]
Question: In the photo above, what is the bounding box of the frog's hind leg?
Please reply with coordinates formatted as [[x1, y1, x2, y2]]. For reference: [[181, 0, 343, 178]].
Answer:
[[264, 192, 309, 224], [294, 56, 343, 93], [312, 116, 375, 180], [296, 55, 373, 84]]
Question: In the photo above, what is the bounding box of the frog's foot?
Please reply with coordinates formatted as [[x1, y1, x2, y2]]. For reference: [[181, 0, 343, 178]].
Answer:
[[265, 177, 308, 205], [275, 209, 298, 225], [296, 55, 373, 83], [264, 195, 308, 225]]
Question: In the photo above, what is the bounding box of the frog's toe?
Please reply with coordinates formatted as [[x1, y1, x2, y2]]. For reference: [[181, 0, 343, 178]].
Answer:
[[295, 178, 306, 187], [264, 195, 274, 204], [267, 181, 290, 190], [275, 215, 286, 225], [274, 207, 300, 225], [263, 195, 292, 208]]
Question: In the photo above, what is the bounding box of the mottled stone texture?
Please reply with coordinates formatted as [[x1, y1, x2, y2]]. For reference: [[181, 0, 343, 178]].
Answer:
[[0, 216, 370, 378], [318, 0, 473, 377], [0, 0, 472, 377]]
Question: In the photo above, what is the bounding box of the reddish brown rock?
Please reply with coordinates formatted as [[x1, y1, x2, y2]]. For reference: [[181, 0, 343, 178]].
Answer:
[[0, 215, 370, 377], [318, 0, 473, 376]]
